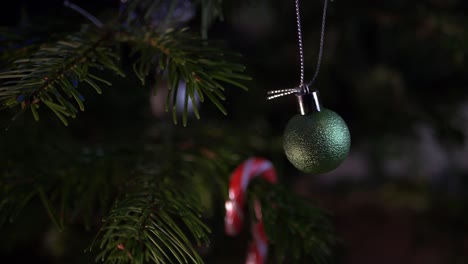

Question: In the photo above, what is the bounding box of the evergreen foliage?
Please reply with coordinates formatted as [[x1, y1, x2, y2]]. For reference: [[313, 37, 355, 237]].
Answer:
[[93, 175, 211, 264], [0, 0, 248, 127], [0, 0, 336, 263], [251, 180, 336, 263]]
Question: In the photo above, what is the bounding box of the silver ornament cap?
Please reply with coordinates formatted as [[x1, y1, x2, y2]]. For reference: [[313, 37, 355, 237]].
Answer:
[[296, 85, 321, 115]]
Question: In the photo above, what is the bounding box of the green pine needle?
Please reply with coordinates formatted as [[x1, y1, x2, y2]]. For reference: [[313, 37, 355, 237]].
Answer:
[[92, 174, 210, 264], [250, 180, 337, 263], [0, 27, 118, 125], [120, 28, 250, 124]]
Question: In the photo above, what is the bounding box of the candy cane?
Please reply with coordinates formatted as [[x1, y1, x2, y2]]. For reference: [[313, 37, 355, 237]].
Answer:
[[225, 157, 277, 264]]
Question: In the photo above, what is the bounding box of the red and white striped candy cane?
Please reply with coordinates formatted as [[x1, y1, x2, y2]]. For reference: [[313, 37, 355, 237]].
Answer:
[[225, 157, 277, 264]]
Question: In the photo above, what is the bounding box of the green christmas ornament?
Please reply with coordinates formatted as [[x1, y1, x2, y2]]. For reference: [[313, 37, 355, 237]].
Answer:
[[283, 100, 351, 174], [267, 0, 350, 174]]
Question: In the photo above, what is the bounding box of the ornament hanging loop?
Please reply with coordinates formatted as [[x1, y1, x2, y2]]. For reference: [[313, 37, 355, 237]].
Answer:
[[267, 0, 330, 101]]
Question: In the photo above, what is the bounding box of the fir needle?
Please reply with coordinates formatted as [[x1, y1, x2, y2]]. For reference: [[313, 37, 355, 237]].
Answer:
[[64, 0, 104, 28]]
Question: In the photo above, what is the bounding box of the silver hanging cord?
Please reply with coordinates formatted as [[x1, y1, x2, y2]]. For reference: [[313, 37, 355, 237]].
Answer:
[[267, 88, 298, 100], [295, 0, 305, 86], [308, 0, 328, 87], [267, 0, 330, 100]]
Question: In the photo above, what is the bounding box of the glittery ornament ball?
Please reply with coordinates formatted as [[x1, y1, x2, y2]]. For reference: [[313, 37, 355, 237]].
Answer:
[[283, 109, 351, 174]]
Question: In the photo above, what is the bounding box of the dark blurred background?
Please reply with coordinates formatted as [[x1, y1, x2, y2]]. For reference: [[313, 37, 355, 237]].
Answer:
[[1, 0, 468, 263]]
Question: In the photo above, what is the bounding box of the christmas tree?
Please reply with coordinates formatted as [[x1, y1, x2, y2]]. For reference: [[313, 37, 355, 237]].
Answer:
[[2, 0, 468, 263], [0, 0, 336, 263]]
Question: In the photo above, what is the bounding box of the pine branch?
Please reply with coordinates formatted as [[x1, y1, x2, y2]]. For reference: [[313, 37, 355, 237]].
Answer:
[[0, 0, 250, 126], [92, 173, 211, 264], [0, 119, 336, 263], [0, 19, 72, 65], [0, 25, 124, 125], [0, 122, 246, 262], [0, 28, 250, 126], [250, 180, 337, 263], [0, 27, 42, 66], [90, 127, 245, 263], [117, 28, 250, 126]]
